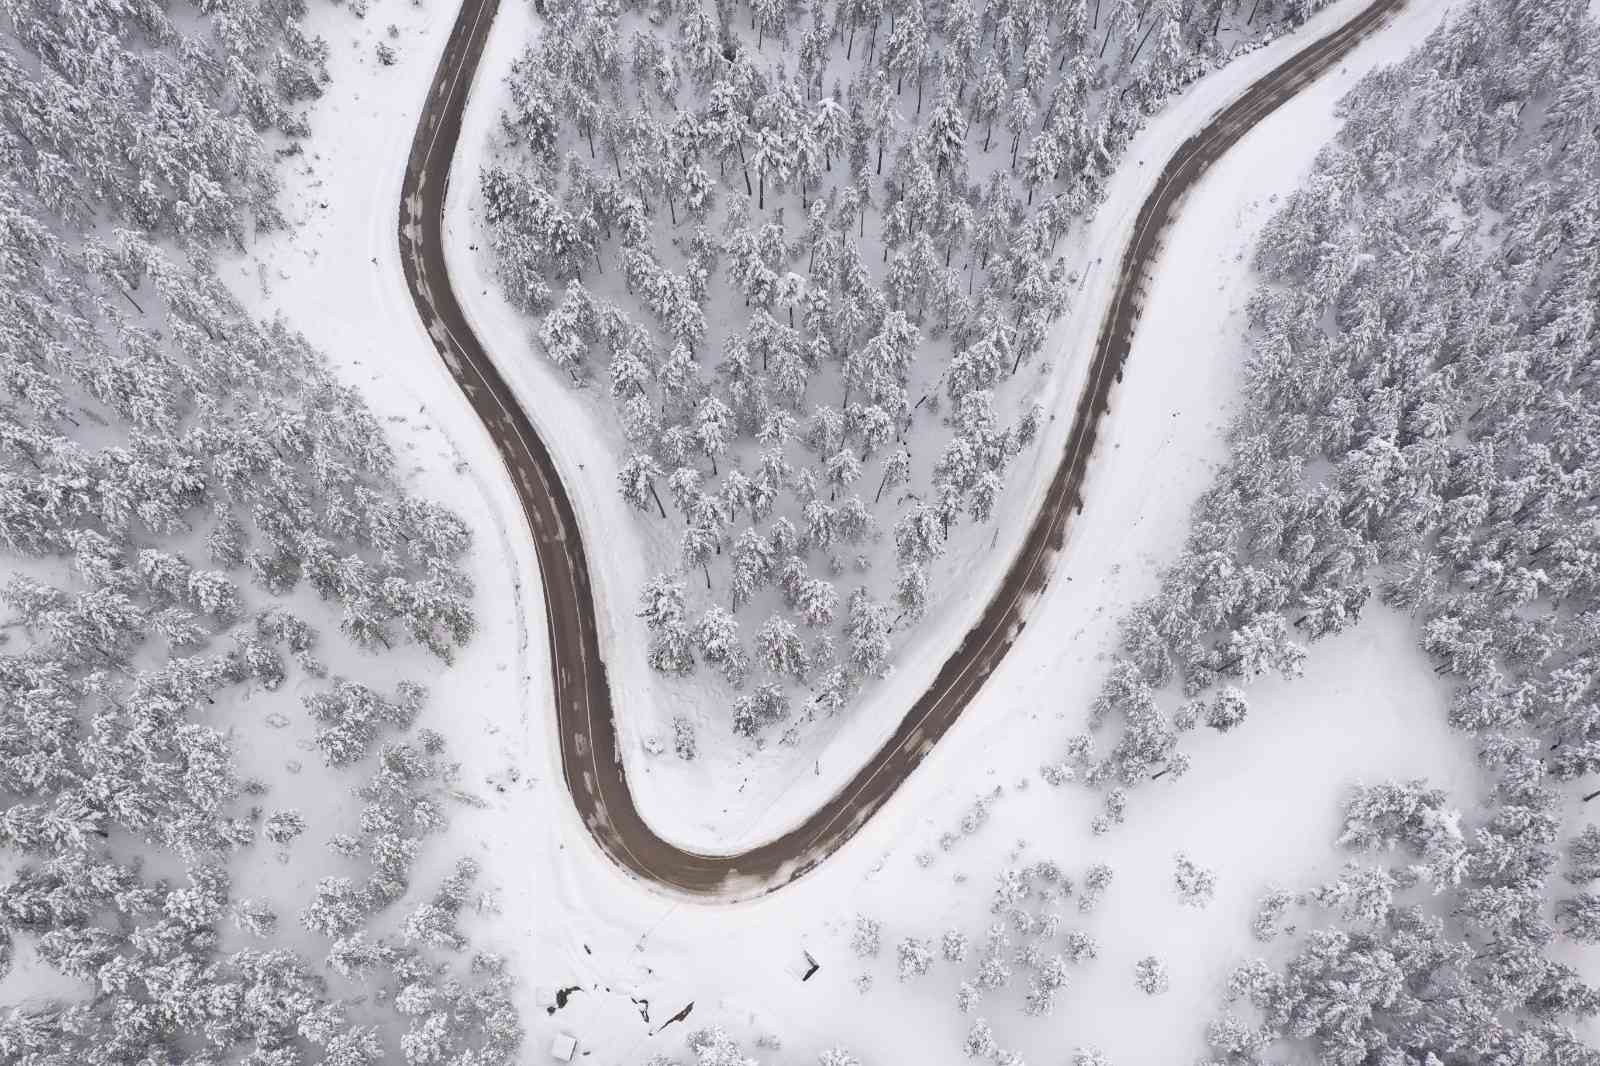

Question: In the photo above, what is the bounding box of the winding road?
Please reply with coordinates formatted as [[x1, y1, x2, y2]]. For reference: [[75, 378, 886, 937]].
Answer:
[[399, 0, 1404, 897]]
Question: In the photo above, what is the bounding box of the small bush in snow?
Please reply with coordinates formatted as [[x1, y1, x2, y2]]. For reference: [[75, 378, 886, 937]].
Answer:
[[942, 929, 970, 962], [963, 1019, 997, 1058], [233, 898, 278, 937], [992, 867, 1030, 912], [328, 833, 362, 858], [1102, 788, 1128, 828], [896, 936, 934, 980], [672, 715, 697, 760], [1039, 762, 1073, 786], [1569, 825, 1600, 885], [1063, 930, 1098, 962], [301, 877, 370, 939], [850, 914, 881, 958], [1205, 686, 1250, 732], [1079, 863, 1114, 913], [1174, 852, 1217, 908], [263, 809, 306, 845], [1251, 887, 1296, 941], [956, 981, 980, 1013], [1134, 955, 1170, 995]]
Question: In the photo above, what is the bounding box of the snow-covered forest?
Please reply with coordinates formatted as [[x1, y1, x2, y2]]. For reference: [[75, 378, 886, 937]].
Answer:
[[8, 0, 1600, 1059], [0, 0, 521, 1059], [1056, 0, 1600, 1059], [480, 0, 1336, 745]]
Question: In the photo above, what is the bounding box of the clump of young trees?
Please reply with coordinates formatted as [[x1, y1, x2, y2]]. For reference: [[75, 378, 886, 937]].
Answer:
[[485, 0, 1339, 744]]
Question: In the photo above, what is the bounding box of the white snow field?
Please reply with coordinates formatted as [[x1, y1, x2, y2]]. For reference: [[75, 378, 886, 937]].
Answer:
[[234, 0, 1477, 1062]]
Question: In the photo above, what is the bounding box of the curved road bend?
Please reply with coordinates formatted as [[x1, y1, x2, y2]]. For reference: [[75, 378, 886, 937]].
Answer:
[[400, 0, 1405, 898]]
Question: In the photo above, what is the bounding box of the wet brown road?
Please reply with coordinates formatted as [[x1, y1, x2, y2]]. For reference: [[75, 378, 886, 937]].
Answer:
[[399, 0, 1405, 898]]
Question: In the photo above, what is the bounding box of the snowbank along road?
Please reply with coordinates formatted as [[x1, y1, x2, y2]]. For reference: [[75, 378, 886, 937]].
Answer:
[[399, 0, 1406, 899]]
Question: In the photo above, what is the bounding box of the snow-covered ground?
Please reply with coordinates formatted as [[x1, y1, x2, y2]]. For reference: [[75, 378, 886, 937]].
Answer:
[[235, 0, 1478, 1060]]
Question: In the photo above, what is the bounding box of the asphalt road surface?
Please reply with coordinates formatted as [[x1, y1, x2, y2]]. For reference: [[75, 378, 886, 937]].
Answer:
[[399, 0, 1405, 898]]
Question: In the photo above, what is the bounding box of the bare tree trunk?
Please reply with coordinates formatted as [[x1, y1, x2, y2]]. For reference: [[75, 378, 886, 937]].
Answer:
[[1128, 16, 1158, 64]]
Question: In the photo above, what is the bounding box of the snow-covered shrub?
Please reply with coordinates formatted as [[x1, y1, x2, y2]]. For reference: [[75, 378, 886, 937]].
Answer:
[[1250, 887, 1295, 942], [1079, 863, 1114, 913], [1173, 852, 1216, 908], [896, 936, 934, 980], [850, 914, 881, 958], [1134, 955, 1170, 995], [672, 715, 698, 761], [263, 810, 307, 845]]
